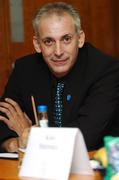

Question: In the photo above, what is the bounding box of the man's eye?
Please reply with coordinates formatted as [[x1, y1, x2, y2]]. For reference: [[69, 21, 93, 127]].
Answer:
[[43, 39, 54, 46], [63, 36, 72, 44]]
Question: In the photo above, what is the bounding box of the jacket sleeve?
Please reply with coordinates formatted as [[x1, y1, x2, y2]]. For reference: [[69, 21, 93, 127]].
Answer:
[[0, 62, 21, 151], [68, 61, 119, 151]]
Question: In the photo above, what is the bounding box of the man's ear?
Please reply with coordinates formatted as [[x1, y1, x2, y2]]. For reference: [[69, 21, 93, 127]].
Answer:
[[78, 30, 85, 48], [33, 36, 41, 53]]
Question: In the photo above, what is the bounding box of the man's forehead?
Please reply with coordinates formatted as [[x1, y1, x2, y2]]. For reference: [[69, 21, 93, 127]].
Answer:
[[39, 12, 74, 27], [38, 14, 76, 39], [40, 11, 72, 20]]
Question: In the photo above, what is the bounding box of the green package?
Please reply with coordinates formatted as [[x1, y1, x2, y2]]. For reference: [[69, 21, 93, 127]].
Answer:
[[104, 136, 119, 180]]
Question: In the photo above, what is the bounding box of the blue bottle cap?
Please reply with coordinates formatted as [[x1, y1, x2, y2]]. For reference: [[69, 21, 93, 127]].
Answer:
[[37, 105, 47, 112]]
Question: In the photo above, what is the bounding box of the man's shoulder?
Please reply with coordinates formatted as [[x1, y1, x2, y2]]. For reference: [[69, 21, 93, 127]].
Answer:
[[15, 53, 42, 66], [79, 42, 119, 79], [84, 42, 119, 62]]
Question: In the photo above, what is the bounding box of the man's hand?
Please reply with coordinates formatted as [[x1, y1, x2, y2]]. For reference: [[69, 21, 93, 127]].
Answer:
[[1, 128, 31, 153], [1, 137, 18, 152], [0, 98, 32, 136], [18, 127, 31, 149]]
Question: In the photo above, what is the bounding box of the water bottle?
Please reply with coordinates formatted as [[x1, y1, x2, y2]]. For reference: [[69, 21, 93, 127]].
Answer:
[[37, 105, 49, 127]]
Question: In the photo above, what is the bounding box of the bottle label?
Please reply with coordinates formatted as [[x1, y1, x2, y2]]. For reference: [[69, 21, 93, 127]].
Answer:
[[39, 119, 48, 128]]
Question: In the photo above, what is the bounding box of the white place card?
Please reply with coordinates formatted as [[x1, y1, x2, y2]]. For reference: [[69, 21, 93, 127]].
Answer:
[[19, 127, 93, 180]]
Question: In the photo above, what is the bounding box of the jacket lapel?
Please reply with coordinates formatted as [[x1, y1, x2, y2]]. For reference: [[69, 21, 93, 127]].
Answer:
[[62, 48, 89, 126]]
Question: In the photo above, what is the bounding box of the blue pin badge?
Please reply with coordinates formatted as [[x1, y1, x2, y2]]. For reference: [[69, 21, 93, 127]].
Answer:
[[67, 94, 72, 101]]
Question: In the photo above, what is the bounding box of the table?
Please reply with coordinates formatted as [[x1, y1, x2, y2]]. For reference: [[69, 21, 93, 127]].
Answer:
[[0, 158, 103, 180]]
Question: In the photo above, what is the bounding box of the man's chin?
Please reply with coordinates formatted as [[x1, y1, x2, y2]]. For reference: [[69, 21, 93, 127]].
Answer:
[[52, 70, 68, 78]]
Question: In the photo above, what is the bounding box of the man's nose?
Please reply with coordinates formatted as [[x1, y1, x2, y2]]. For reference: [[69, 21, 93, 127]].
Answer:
[[54, 42, 63, 56]]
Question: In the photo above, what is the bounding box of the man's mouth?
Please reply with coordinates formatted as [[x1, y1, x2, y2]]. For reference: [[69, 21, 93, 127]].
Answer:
[[52, 58, 68, 65]]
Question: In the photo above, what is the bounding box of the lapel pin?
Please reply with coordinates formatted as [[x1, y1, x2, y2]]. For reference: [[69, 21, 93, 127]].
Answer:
[[67, 94, 72, 101]]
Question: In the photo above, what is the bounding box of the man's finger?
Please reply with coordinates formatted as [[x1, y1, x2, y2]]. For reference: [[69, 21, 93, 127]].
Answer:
[[5, 98, 24, 117], [0, 106, 11, 118], [0, 116, 11, 127]]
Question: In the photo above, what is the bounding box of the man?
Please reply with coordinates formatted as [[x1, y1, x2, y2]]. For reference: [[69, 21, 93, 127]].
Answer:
[[0, 2, 119, 152]]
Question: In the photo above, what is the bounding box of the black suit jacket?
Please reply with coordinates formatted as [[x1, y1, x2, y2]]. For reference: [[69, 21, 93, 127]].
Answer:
[[1, 42, 119, 151]]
